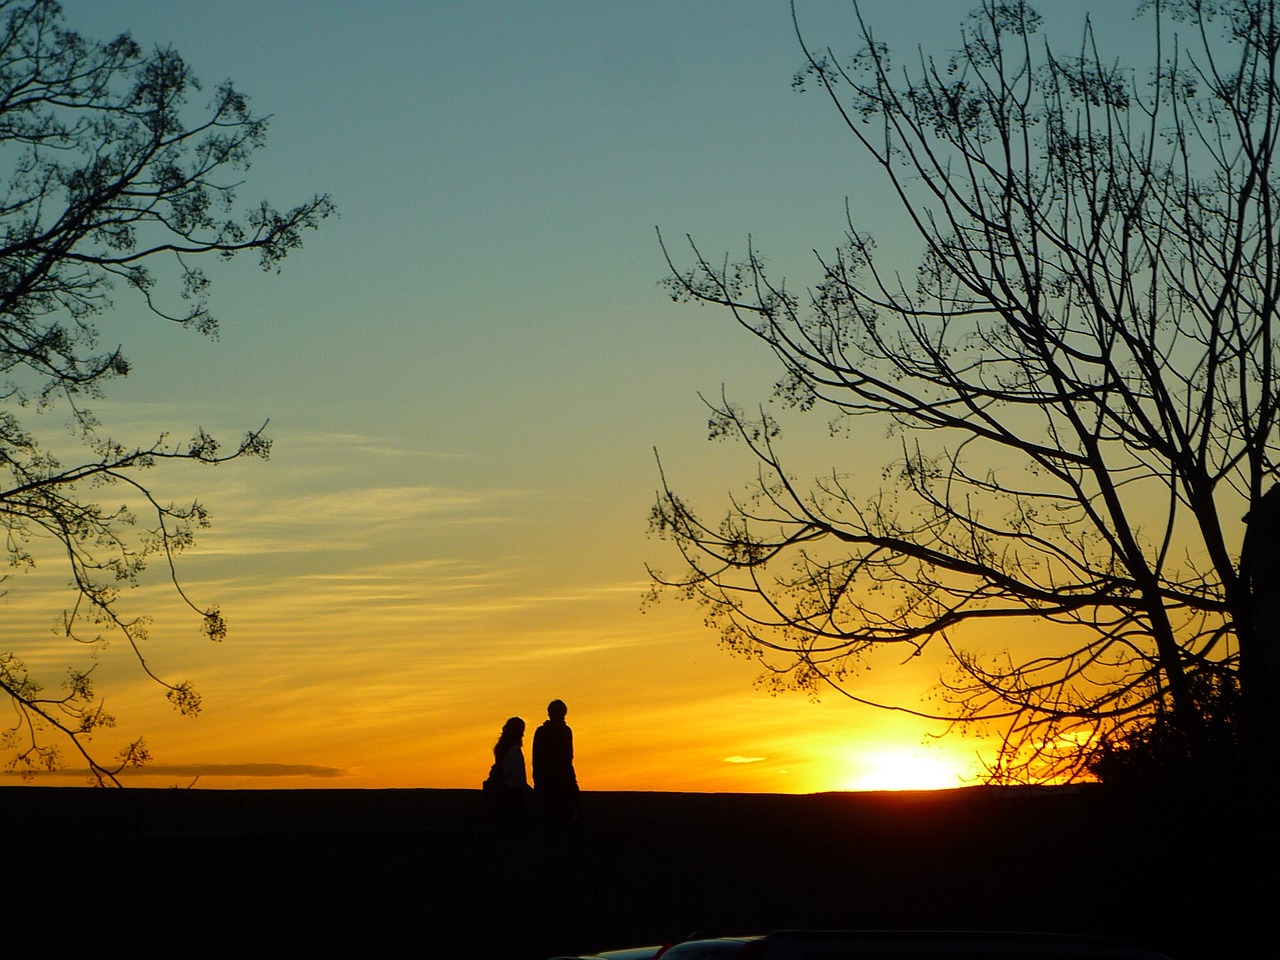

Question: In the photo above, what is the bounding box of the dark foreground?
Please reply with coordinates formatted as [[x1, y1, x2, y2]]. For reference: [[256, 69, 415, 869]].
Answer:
[[4, 785, 1270, 959]]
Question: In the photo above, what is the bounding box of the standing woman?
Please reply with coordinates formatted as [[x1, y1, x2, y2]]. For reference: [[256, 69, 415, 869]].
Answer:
[[483, 716, 530, 822]]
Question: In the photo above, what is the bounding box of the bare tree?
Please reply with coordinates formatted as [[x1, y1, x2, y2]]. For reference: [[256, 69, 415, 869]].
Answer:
[[0, 0, 331, 783], [652, 0, 1280, 784]]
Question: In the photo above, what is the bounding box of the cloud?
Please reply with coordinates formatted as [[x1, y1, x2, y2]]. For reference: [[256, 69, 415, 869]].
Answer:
[[189, 482, 532, 558], [4, 763, 348, 781], [188, 555, 654, 635], [122, 763, 348, 779], [723, 756, 766, 764], [246, 485, 501, 526], [278, 430, 468, 461]]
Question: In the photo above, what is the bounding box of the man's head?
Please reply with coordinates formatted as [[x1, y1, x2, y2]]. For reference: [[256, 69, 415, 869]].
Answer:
[[547, 699, 567, 720]]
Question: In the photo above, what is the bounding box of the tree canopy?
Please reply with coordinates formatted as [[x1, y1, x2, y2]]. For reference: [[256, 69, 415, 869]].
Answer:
[[0, 0, 331, 782], [652, 0, 1280, 784]]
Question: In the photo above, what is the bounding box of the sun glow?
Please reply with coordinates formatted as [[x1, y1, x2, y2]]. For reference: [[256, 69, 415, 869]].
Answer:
[[837, 747, 974, 792]]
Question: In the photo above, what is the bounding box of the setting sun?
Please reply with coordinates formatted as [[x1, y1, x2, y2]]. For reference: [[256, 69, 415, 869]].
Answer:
[[835, 747, 979, 792]]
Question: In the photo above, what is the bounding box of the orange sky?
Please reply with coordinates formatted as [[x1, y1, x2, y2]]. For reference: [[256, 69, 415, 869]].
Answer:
[[9, 455, 996, 792]]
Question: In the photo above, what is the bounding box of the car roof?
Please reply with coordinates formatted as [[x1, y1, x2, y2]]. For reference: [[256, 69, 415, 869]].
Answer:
[[658, 937, 762, 958], [757, 931, 1173, 959], [544, 948, 662, 960]]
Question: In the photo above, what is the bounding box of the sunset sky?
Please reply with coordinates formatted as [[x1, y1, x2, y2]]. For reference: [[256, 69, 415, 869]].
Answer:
[[13, 0, 1148, 792]]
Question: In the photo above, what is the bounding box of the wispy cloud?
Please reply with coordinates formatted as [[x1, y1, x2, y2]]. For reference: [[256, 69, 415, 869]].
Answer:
[[189, 555, 653, 632], [191, 483, 533, 557], [244, 485, 505, 526], [276, 429, 470, 461], [123, 763, 348, 779], [4, 763, 348, 780], [724, 756, 766, 764]]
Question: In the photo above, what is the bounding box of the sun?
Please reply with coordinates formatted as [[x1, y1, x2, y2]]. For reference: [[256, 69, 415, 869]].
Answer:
[[835, 746, 971, 792]]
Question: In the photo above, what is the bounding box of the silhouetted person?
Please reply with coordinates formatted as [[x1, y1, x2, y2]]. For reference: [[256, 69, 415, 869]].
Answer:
[[1241, 485, 1280, 783], [482, 716, 531, 822], [532, 699, 580, 826]]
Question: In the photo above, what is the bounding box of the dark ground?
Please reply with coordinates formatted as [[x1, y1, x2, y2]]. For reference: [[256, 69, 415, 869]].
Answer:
[[3, 784, 1271, 959]]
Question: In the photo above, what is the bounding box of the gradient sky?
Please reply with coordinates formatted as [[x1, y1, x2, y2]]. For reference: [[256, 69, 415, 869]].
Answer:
[[12, 0, 1146, 791]]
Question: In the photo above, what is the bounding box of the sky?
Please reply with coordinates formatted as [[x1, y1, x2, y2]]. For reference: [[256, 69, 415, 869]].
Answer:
[[6, 0, 1147, 792]]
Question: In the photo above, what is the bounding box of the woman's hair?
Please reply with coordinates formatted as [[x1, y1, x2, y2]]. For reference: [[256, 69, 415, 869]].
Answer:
[[494, 716, 525, 759]]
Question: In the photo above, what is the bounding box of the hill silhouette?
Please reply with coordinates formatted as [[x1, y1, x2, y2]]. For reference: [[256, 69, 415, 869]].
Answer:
[[4, 785, 1263, 959]]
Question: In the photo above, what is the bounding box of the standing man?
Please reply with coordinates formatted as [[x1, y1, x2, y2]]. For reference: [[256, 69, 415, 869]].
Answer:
[[532, 698, 580, 826]]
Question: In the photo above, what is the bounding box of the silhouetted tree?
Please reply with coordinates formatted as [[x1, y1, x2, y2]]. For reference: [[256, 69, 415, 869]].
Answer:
[[0, 0, 331, 783], [652, 0, 1280, 784], [1088, 668, 1242, 787]]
